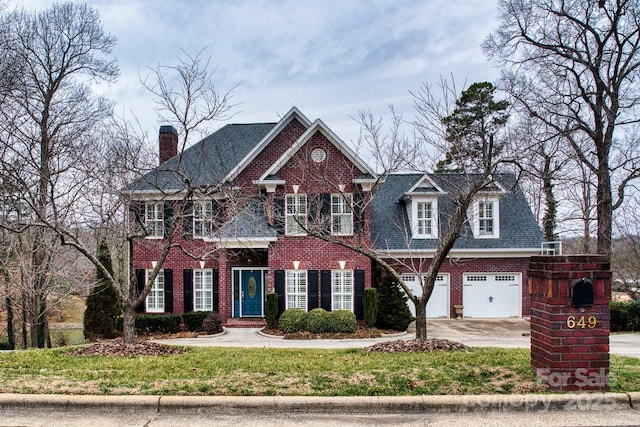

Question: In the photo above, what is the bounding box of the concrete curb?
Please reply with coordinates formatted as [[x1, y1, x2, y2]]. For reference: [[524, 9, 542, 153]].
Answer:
[[0, 393, 634, 414]]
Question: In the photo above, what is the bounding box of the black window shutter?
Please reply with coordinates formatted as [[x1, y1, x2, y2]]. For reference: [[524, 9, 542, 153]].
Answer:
[[320, 193, 331, 235], [135, 269, 145, 313], [273, 195, 285, 234], [320, 270, 332, 311], [353, 192, 365, 235], [308, 270, 319, 310], [354, 269, 365, 320], [164, 269, 173, 313], [183, 201, 193, 239], [130, 202, 144, 233], [163, 202, 173, 238], [213, 269, 219, 311], [212, 200, 222, 231], [183, 269, 193, 312], [274, 270, 285, 316]]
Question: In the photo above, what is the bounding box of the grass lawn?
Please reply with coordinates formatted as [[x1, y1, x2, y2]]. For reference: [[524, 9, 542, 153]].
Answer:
[[0, 346, 638, 396]]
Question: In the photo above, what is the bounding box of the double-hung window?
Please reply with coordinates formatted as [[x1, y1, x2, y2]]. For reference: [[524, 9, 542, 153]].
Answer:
[[286, 270, 307, 310], [286, 194, 307, 235], [146, 270, 164, 313], [331, 193, 353, 235], [193, 269, 213, 311], [332, 269, 353, 311], [145, 202, 164, 238], [473, 198, 500, 238], [412, 198, 438, 238], [193, 200, 213, 238]]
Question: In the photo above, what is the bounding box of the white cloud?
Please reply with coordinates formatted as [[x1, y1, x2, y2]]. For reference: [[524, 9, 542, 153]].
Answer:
[[8, 0, 500, 146]]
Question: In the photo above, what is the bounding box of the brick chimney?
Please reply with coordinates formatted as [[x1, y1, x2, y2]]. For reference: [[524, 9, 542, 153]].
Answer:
[[159, 125, 178, 164]]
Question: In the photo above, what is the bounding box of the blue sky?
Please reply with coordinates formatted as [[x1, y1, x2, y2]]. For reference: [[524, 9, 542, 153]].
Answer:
[[13, 0, 499, 146]]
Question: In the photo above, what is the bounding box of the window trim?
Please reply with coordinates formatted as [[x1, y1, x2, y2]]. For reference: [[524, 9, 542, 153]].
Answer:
[[472, 197, 500, 239], [286, 269, 307, 310], [411, 197, 438, 239], [331, 269, 353, 311], [285, 194, 307, 236], [145, 269, 164, 313], [193, 200, 213, 239], [193, 269, 213, 311], [331, 193, 353, 236], [145, 202, 164, 239]]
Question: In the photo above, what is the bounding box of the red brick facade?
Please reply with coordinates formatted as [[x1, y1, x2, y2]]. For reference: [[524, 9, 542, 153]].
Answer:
[[131, 109, 541, 324]]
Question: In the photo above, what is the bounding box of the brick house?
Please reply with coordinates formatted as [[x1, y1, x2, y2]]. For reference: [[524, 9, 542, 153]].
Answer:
[[127, 107, 543, 325]]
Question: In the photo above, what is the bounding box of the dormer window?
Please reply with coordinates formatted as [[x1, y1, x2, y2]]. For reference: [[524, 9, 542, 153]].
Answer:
[[286, 194, 307, 235], [472, 197, 500, 238], [411, 198, 438, 239]]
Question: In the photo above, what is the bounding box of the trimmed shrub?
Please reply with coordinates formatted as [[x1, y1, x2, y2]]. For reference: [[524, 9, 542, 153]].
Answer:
[[306, 308, 330, 333], [265, 293, 279, 329], [374, 274, 414, 331], [628, 300, 640, 332], [202, 312, 222, 335], [328, 310, 357, 333], [182, 311, 210, 332], [611, 301, 629, 332], [279, 308, 307, 333], [134, 314, 181, 335], [363, 288, 378, 328]]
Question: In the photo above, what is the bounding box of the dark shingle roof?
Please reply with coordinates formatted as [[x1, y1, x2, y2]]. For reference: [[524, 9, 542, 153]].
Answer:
[[213, 197, 277, 241], [371, 173, 543, 251], [128, 123, 276, 191]]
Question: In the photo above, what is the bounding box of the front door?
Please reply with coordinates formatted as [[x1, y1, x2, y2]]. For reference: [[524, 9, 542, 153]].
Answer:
[[241, 270, 263, 317]]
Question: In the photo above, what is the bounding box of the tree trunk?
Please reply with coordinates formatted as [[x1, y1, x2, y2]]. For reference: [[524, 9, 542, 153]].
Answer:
[[122, 306, 136, 344], [414, 299, 427, 339], [596, 163, 612, 257]]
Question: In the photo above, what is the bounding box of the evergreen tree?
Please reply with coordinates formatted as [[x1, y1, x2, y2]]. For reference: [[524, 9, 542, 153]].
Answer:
[[83, 239, 121, 340], [374, 272, 414, 331]]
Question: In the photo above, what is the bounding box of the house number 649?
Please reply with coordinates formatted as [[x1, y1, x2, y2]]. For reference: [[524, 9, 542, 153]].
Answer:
[[566, 315, 597, 329]]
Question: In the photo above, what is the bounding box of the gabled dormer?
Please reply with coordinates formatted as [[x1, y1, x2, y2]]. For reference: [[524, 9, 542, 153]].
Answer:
[[399, 175, 445, 239], [468, 180, 507, 239]]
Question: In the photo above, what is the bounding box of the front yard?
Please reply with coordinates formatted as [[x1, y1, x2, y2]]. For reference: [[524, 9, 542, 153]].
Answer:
[[0, 345, 639, 396]]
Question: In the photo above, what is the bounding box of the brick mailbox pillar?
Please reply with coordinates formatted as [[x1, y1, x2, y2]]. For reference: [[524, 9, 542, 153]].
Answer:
[[528, 255, 611, 391]]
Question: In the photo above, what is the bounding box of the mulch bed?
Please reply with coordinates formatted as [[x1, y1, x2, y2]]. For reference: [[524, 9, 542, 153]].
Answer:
[[67, 340, 187, 357], [363, 338, 468, 352]]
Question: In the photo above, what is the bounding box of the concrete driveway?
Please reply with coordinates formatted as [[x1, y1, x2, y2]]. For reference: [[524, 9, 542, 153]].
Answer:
[[154, 318, 640, 357]]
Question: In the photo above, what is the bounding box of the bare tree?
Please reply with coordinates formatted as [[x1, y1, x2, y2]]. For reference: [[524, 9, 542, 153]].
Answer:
[[0, 3, 118, 347], [297, 81, 516, 339], [484, 0, 640, 256]]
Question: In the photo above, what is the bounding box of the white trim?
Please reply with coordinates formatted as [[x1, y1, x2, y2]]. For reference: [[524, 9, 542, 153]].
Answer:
[[232, 268, 268, 318], [257, 119, 377, 182], [409, 196, 438, 239], [377, 248, 541, 258], [285, 269, 308, 311], [471, 197, 500, 239], [406, 174, 446, 194], [224, 107, 313, 183], [209, 237, 277, 249]]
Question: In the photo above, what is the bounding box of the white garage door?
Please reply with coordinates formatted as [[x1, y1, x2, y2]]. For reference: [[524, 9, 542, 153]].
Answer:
[[463, 273, 521, 318], [401, 274, 449, 318]]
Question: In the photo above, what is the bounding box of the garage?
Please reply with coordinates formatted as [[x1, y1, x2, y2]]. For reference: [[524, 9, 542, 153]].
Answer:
[[462, 273, 521, 318], [401, 273, 449, 318]]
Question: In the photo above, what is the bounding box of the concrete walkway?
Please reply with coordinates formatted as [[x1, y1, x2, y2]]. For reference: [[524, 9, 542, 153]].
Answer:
[[153, 319, 640, 358]]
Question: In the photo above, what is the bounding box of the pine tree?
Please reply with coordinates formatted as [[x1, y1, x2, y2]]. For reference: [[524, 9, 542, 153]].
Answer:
[[374, 273, 414, 331], [83, 239, 121, 340]]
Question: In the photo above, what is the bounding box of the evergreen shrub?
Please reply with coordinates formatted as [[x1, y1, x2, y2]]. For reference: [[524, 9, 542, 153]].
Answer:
[[279, 308, 307, 333]]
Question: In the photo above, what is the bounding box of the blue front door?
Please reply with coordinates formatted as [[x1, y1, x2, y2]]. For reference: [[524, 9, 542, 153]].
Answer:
[[241, 270, 263, 317]]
